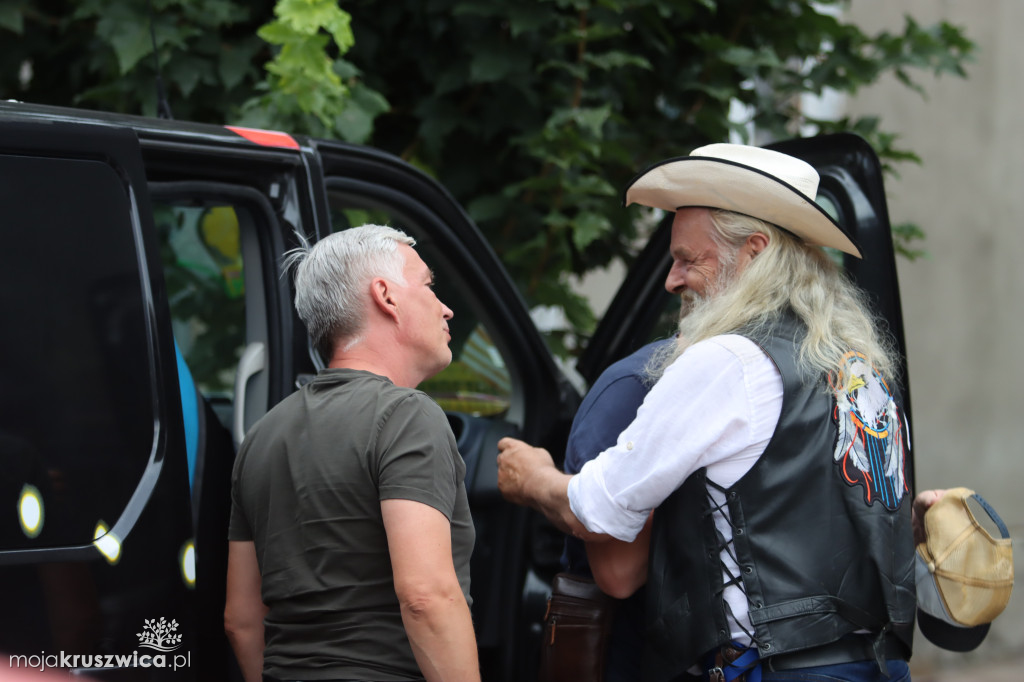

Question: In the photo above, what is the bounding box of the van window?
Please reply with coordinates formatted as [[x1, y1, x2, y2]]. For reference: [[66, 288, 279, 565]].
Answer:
[[147, 183, 277, 445], [154, 202, 248, 429], [0, 154, 155, 550]]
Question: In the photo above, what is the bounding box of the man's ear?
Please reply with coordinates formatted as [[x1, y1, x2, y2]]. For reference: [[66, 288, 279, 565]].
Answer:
[[746, 231, 769, 257], [370, 278, 400, 322]]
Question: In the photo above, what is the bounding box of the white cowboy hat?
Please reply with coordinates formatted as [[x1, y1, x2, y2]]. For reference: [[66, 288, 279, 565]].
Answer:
[[623, 143, 862, 258]]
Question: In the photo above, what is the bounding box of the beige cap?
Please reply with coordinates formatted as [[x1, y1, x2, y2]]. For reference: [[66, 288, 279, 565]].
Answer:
[[916, 487, 1013, 632]]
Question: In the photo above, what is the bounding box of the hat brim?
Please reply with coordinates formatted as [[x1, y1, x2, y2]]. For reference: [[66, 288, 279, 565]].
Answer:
[[918, 609, 990, 652], [623, 156, 863, 258]]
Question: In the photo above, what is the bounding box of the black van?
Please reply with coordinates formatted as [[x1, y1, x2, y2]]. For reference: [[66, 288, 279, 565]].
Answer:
[[0, 100, 910, 680]]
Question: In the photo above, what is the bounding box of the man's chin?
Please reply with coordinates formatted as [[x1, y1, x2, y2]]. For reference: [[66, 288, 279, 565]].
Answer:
[[431, 352, 454, 377], [678, 290, 704, 318]]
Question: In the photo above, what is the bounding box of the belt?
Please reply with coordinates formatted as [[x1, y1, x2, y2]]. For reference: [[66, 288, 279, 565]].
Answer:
[[708, 643, 757, 682], [765, 634, 908, 672]]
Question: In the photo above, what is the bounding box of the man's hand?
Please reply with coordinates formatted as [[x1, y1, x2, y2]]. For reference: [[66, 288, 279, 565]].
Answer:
[[912, 488, 947, 546], [496, 437, 557, 507], [496, 437, 604, 541]]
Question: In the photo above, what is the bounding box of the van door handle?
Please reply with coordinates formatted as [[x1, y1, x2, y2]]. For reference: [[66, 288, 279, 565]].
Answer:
[[233, 341, 266, 447]]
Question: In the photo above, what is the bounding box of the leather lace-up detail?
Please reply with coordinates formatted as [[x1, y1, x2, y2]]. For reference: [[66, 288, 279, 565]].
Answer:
[[706, 479, 761, 650]]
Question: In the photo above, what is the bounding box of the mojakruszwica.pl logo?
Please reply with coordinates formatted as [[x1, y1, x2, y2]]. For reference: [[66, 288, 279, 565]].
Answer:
[[8, 616, 191, 672], [138, 617, 183, 652]]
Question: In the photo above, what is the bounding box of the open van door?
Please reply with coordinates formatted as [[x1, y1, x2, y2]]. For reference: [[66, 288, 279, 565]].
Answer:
[[579, 133, 913, 472], [0, 121, 197, 677], [311, 140, 580, 681]]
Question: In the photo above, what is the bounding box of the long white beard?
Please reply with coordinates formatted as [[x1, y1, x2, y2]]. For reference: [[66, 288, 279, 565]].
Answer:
[[678, 254, 739, 322]]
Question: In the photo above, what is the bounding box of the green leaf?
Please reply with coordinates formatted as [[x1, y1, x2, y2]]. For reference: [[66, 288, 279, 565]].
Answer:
[[432, 66, 469, 97], [563, 174, 616, 197], [97, 14, 153, 74], [469, 44, 530, 83], [466, 194, 511, 223], [350, 75, 389, 113], [537, 60, 587, 79], [891, 221, 928, 261], [275, 0, 354, 51], [551, 25, 622, 46], [183, 0, 250, 27], [333, 58, 359, 80], [334, 104, 371, 143], [543, 210, 573, 232], [717, 45, 783, 70], [451, 2, 503, 18], [543, 105, 612, 139], [572, 211, 612, 250], [258, 21, 298, 45], [70, 0, 105, 20], [507, 4, 551, 38], [218, 37, 262, 90], [334, 79, 389, 143], [532, 278, 597, 336], [584, 51, 652, 72], [502, 231, 549, 264], [164, 58, 197, 98]]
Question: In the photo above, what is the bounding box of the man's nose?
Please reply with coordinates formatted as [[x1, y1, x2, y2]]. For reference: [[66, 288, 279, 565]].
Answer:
[[442, 303, 454, 320], [664, 269, 685, 295]]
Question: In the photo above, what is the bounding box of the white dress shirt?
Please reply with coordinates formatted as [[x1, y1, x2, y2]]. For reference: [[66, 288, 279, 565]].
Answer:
[[567, 333, 784, 640]]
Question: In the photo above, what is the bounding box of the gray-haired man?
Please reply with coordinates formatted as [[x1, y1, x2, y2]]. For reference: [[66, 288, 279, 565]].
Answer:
[[225, 225, 479, 682]]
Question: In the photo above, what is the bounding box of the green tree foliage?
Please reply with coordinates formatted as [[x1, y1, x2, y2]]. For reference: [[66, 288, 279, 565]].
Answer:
[[0, 0, 973, 350], [235, 0, 387, 140], [343, 0, 972, 347], [0, 0, 269, 122], [0, 0, 384, 141]]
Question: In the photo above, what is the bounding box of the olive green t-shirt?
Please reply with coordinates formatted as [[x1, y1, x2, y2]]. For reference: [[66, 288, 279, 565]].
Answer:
[[229, 368, 474, 681]]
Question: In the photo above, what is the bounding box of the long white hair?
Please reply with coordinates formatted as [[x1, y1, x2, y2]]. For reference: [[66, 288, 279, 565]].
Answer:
[[650, 209, 898, 384]]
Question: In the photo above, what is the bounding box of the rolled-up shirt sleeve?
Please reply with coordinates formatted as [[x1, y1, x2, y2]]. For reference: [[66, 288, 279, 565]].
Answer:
[[567, 335, 781, 541]]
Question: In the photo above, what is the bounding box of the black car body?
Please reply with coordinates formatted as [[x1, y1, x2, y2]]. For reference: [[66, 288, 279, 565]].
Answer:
[[0, 101, 910, 680]]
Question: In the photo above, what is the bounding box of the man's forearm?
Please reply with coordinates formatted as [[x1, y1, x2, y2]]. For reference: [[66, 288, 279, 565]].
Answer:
[[529, 466, 601, 540], [382, 499, 480, 681], [225, 622, 265, 682], [401, 594, 480, 682], [496, 437, 605, 541], [586, 512, 653, 599], [225, 540, 268, 682]]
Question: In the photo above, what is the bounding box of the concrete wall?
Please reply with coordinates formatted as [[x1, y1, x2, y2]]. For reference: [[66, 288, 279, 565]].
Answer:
[[844, 0, 1023, 672]]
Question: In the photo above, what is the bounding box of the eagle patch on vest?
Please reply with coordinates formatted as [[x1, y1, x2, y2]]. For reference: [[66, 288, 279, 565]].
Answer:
[[830, 350, 907, 509]]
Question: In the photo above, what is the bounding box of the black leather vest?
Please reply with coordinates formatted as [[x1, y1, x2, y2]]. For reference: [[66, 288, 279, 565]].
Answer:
[[643, 316, 916, 682]]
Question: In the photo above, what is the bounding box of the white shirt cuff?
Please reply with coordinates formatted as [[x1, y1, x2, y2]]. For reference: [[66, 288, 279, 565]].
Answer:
[[568, 460, 650, 542]]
